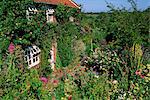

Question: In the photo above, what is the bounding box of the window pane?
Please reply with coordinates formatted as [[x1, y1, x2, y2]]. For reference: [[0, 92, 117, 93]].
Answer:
[[29, 60, 31, 65], [25, 51, 28, 55], [29, 55, 31, 59], [33, 49, 36, 52], [31, 50, 34, 54], [33, 58, 35, 63], [25, 57, 27, 61], [28, 51, 30, 55], [36, 57, 38, 61]]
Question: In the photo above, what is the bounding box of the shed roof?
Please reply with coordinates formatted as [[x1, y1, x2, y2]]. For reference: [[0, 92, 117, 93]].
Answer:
[[34, 0, 80, 8]]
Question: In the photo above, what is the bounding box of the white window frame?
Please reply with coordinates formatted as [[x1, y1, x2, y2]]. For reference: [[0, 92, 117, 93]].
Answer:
[[26, 7, 38, 20], [24, 45, 41, 69], [46, 9, 55, 23]]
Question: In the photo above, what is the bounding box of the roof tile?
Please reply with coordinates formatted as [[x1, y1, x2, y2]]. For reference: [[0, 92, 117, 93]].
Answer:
[[34, 0, 80, 8]]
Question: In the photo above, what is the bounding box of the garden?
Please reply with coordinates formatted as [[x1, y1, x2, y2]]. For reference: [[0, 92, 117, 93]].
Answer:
[[0, 0, 149, 100]]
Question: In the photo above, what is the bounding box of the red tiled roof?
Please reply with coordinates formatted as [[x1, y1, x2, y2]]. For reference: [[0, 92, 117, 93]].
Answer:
[[34, 0, 80, 8]]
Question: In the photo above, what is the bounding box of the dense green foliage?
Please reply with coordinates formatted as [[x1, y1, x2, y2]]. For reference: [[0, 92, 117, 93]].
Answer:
[[0, 0, 149, 99]]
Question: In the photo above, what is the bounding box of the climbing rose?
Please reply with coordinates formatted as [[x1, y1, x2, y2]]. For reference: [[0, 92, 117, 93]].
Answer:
[[40, 77, 48, 84], [8, 42, 15, 54], [135, 70, 141, 75]]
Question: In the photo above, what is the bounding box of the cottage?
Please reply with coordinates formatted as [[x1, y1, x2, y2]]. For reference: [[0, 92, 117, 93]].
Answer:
[[25, 0, 80, 69], [26, 0, 80, 23]]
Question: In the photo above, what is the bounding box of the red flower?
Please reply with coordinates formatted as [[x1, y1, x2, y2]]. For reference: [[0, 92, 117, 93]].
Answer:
[[40, 77, 48, 84], [68, 95, 72, 100], [52, 79, 59, 86], [8, 42, 15, 54], [140, 75, 145, 79]]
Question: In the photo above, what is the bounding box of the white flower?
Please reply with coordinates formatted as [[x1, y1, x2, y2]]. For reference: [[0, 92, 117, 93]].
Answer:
[[112, 80, 118, 84]]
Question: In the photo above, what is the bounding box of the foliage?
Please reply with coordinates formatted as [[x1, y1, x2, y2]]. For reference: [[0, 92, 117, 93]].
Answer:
[[56, 22, 80, 67], [81, 47, 124, 80], [0, 0, 149, 99], [55, 4, 79, 23], [0, 53, 51, 99]]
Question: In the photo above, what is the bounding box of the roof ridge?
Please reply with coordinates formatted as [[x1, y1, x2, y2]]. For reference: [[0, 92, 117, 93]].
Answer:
[[69, 0, 80, 9]]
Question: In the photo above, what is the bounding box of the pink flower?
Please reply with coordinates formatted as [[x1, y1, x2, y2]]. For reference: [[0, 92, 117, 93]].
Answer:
[[8, 42, 15, 54], [135, 70, 141, 75], [140, 75, 145, 79], [81, 67, 85, 71], [40, 77, 48, 84]]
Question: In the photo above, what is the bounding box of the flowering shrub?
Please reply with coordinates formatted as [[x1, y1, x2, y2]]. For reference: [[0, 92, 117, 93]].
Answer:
[[81, 47, 124, 79]]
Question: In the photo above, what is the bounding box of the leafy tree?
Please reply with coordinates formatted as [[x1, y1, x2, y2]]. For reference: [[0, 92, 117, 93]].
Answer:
[[55, 4, 79, 23]]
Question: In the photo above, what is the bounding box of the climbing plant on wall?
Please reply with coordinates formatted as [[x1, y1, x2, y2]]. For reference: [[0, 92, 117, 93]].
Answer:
[[55, 4, 79, 23]]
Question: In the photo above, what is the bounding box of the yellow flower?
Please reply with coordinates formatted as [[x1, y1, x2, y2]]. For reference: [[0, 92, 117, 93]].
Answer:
[[131, 43, 143, 59]]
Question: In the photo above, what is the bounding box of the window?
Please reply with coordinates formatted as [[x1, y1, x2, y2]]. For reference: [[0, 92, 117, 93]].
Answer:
[[36, 57, 38, 61], [33, 49, 36, 52], [29, 60, 31, 65], [29, 55, 31, 59], [26, 7, 38, 21], [25, 57, 27, 62], [24, 45, 41, 69], [33, 58, 36, 63], [46, 9, 55, 23]]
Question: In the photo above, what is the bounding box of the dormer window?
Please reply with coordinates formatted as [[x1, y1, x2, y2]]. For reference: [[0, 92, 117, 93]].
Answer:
[[24, 45, 41, 69], [46, 9, 55, 23], [26, 7, 38, 20]]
